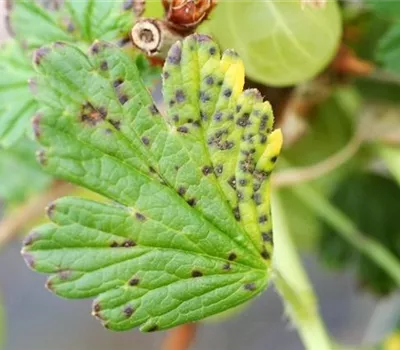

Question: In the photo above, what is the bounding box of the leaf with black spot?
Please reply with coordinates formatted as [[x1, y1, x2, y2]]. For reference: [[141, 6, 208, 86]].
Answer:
[[22, 35, 282, 332]]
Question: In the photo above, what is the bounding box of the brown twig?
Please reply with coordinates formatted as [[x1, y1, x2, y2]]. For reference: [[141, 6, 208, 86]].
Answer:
[[331, 44, 375, 77], [272, 129, 363, 188], [162, 324, 197, 350], [0, 180, 75, 249]]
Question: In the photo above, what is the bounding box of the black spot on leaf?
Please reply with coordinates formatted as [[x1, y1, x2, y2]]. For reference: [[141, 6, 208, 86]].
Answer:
[[244, 283, 256, 291], [118, 94, 129, 105], [178, 186, 186, 196], [100, 61, 108, 71], [228, 252, 237, 261], [262, 231, 273, 243], [259, 215, 268, 223], [129, 278, 140, 286], [141, 136, 150, 146], [135, 212, 146, 221], [123, 305, 134, 317], [122, 239, 136, 247], [168, 44, 182, 64], [177, 126, 189, 133], [187, 198, 197, 207], [175, 90, 186, 103], [33, 47, 50, 65], [46, 202, 56, 218], [228, 176, 236, 190], [223, 89, 232, 98], [191, 270, 203, 277], [205, 76, 214, 85], [202, 165, 213, 176]]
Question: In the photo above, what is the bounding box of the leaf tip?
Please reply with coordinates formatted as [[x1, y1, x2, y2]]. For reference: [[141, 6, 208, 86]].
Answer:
[[33, 47, 50, 66], [21, 251, 36, 269]]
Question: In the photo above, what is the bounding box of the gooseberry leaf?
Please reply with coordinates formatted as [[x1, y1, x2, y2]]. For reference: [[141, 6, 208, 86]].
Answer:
[[10, 0, 134, 49], [21, 34, 282, 331], [0, 138, 51, 208], [319, 173, 400, 295], [0, 0, 153, 147], [204, 0, 342, 86], [376, 23, 400, 75], [0, 41, 38, 147]]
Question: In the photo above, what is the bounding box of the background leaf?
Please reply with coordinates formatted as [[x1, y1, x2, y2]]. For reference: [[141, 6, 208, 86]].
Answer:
[[319, 173, 400, 295], [376, 23, 400, 75], [0, 42, 37, 147], [0, 138, 51, 209]]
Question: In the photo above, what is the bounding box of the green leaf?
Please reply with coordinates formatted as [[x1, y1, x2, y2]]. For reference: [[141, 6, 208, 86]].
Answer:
[[21, 35, 282, 331], [0, 42, 37, 147], [376, 23, 400, 75], [10, 0, 134, 50], [367, 1, 400, 22], [0, 138, 51, 207], [1, 0, 155, 147], [204, 0, 342, 86], [319, 173, 400, 295]]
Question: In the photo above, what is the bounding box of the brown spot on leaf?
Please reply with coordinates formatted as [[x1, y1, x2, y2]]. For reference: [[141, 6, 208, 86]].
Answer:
[[223, 263, 231, 271], [178, 186, 186, 196], [32, 114, 41, 139], [122, 239, 136, 247], [233, 207, 240, 221], [177, 126, 188, 133], [228, 252, 237, 261], [244, 283, 256, 291], [175, 90, 186, 103], [141, 136, 150, 146], [202, 165, 213, 176], [118, 94, 129, 105], [167, 44, 181, 65], [46, 202, 56, 218], [123, 305, 134, 317], [149, 104, 159, 116], [81, 102, 106, 126], [262, 231, 273, 243], [109, 119, 121, 130], [58, 270, 72, 280], [100, 61, 108, 71], [93, 303, 101, 313], [33, 47, 50, 65], [129, 278, 140, 286], [191, 270, 203, 277], [135, 212, 146, 221], [261, 249, 270, 260], [187, 198, 196, 207], [37, 150, 47, 166], [228, 176, 236, 190], [22, 252, 35, 269], [259, 215, 268, 224], [23, 231, 39, 246], [113, 79, 124, 88]]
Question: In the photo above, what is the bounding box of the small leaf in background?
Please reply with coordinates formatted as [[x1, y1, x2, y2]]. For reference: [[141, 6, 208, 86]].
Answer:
[[0, 138, 51, 210], [204, 0, 342, 86], [0, 42, 37, 147], [319, 173, 400, 295], [376, 23, 400, 75], [21, 35, 282, 331], [366, 1, 400, 22], [9, 0, 134, 50]]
